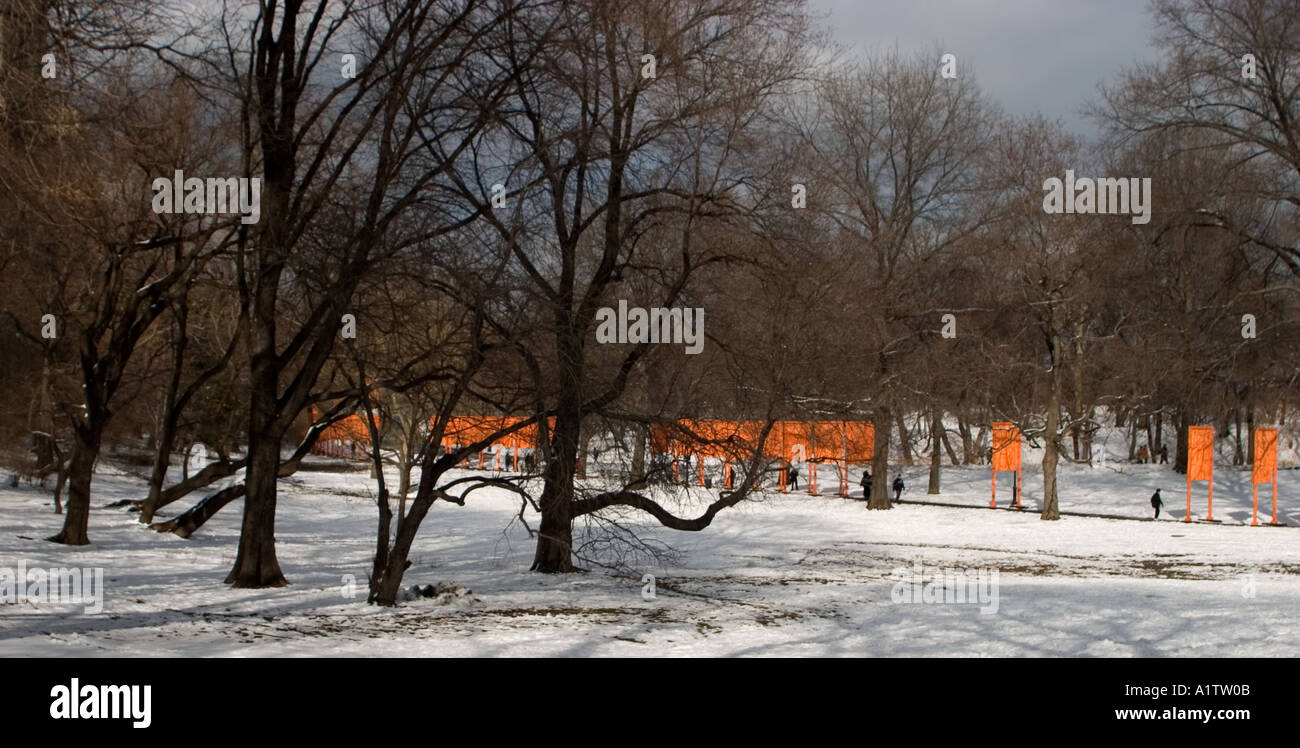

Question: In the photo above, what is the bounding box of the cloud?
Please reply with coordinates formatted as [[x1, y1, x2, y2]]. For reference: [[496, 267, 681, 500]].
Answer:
[[810, 0, 1159, 135]]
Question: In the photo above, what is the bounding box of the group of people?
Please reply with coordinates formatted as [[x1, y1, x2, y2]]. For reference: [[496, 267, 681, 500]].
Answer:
[[784, 464, 905, 503], [859, 469, 905, 503]]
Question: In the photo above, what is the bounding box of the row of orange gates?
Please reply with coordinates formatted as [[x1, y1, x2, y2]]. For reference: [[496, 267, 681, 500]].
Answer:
[[990, 422, 1282, 526], [311, 415, 878, 495], [312, 415, 1282, 524]]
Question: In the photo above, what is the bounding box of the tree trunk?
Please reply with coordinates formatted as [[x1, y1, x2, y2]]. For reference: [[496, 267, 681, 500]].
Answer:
[[1232, 408, 1244, 466], [940, 425, 960, 465], [181, 442, 193, 481], [368, 432, 455, 605], [532, 322, 583, 572], [630, 424, 646, 483], [145, 456, 245, 515], [957, 416, 975, 464], [52, 466, 66, 515], [1143, 412, 1153, 461], [141, 305, 188, 524], [927, 408, 942, 494], [225, 431, 286, 586], [1174, 408, 1189, 474], [1041, 329, 1063, 521], [226, 260, 288, 588], [1246, 404, 1255, 465], [397, 463, 411, 526], [151, 483, 246, 538], [868, 404, 892, 509], [1071, 321, 1086, 461], [369, 490, 433, 605], [1041, 409, 1060, 519], [140, 421, 180, 525], [1081, 407, 1095, 463], [47, 424, 101, 545], [896, 411, 913, 465], [532, 409, 580, 571], [1128, 409, 1137, 460], [576, 424, 592, 479]]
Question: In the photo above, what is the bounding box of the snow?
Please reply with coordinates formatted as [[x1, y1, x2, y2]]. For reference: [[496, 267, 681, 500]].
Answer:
[[1, 454, 1298, 657]]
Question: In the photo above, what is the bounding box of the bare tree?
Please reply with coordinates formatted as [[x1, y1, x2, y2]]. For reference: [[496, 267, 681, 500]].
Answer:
[[801, 49, 1000, 508]]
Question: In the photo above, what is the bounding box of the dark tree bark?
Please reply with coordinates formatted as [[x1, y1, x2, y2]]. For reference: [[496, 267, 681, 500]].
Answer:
[[531, 391, 581, 572], [1232, 407, 1244, 466], [868, 404, 892, 510], [1247, 404, 1255, 465], [939, 425, 960, 466], [151, 483, 246, 538], [1041, 326, 1063, 521], [1128, 410, 1138, 461], [896, 411, 913, 465], [630, 423, 647, 483], [1154, 409, 1163, 456], [50, 238, 188, 545], [957, 415, 976, 464], [141, 302, 188, 525], [47, 424, 101, 545], [1175, 408, 1189, 474], [927, 408, 942, 494], [226, 422, 287, 587]]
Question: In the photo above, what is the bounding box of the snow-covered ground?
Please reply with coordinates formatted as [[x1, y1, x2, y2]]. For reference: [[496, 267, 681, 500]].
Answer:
[[1, 456, 1298, 657]]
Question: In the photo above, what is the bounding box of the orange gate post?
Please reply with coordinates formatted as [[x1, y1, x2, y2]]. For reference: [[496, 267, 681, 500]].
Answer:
[[1186, 425, 1215, 522], [777, 421, 788, 493], [784, 421, 810, 496], [842, 421, 852, 496], [810, 421, 838, 496], [991, 422, 1022, 508], [1252, 427, 1279, 526], [807, 421, 816, 495]]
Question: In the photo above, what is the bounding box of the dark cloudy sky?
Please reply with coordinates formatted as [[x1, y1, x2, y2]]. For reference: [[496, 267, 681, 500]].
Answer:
[[808, 0, 1161, 136]]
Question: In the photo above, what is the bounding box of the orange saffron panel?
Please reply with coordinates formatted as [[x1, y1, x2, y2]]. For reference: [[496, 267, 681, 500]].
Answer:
[[991, 422, 1020, 472], [1187, 425, 1214, 482], [1253, 427, 1278, 484], [843, 421, 875, 462]]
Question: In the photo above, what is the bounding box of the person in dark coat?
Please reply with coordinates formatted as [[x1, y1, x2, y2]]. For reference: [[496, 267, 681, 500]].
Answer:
[[1150, 489, 1163, 519], [892, 475, 905, 503], [860, 469, 871, 500], [1159, 444, 1168, 464], [788, 464, 800, 491]]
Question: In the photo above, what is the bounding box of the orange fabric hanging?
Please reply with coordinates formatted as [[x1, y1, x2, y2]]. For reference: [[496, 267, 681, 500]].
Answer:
[[843, 422, 874, 462], [1252, 426, 1279, 526], [1252, 427, 1277, 484], [1187, 426, 1214, 481], [991, 422, 1021, 472]]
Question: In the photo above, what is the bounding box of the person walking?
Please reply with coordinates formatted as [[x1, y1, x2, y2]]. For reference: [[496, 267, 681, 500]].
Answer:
[[1159, 444, 1168, 464], [860, 468, 871, 501], [1150, 489, 1163, 519], [892, 475, 905, 503]]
